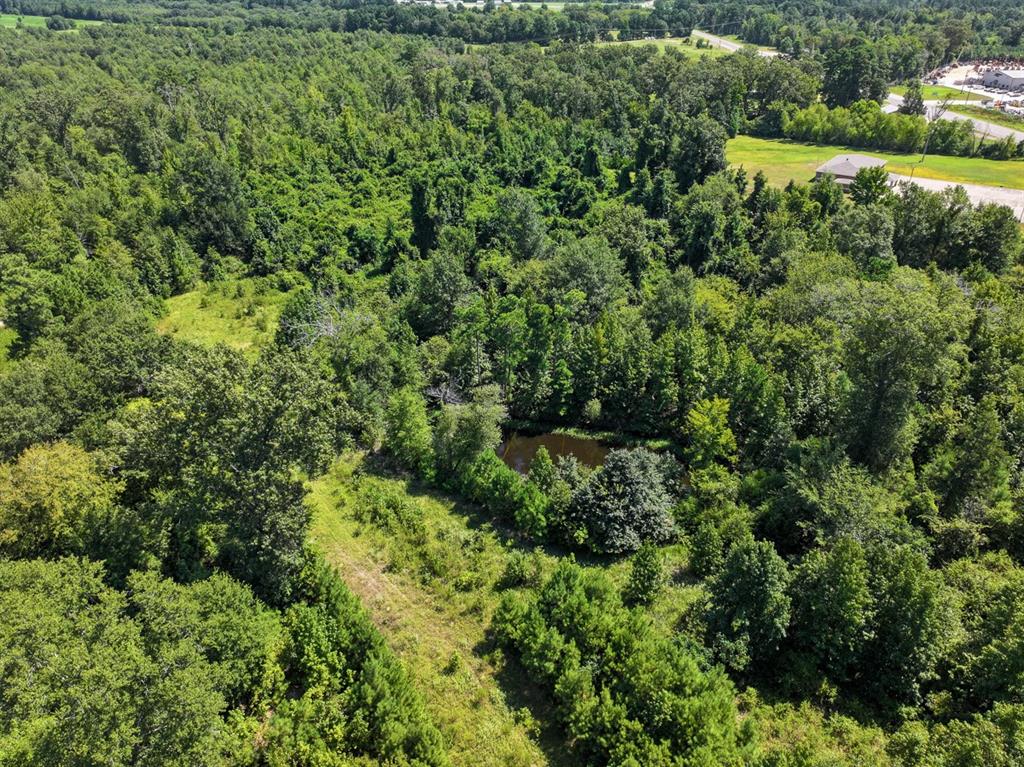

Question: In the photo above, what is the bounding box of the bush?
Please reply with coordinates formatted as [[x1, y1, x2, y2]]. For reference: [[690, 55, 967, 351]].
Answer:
[[500, 549, 546, 589], [707, 537, 791, 672], [459, 451, 548, 538], [385, 388, 435, 481], [45, 15, 73, 30], [353, 483, 426, 542], [275, 551, 449, 766]]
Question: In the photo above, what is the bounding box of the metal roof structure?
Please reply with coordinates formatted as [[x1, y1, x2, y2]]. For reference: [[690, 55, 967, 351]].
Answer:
[[815, 154, 887, 178]]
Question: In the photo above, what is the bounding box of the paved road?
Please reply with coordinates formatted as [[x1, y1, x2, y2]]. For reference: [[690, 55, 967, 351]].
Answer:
[[884, 94, 980, 111], [691, 29, 779, 57], [885, 94, 1024, 142], [890, 174, 1024, 219], [935, 108, 1024, 142]]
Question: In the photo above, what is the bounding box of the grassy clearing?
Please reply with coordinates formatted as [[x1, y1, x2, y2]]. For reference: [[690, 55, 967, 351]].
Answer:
[[308, 455, 564, 767], [718, 31, 777, 53], [156, 278, 294, 356], [594, 35, 731, 57], [0, 13, 102, 29], [949, 104, 1024, 131], [890, 83, 985, 102], [307, 453, 703, 766], [727, 135, 1024, 190]]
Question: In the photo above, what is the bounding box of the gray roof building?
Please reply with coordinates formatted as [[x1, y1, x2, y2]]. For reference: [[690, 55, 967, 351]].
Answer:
[[982, 69, 1024, 90], [815, 154, 887, 188]]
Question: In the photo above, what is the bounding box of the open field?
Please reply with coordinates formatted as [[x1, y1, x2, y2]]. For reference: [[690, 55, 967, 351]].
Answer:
[[308, 453, 700, 766], [949, 104, 1024, 131], [727, 135, 1024, 190], [0, 13, 103, 28], [720, 31, 777, 53], [156, 278, 294, 357], [890, 83, 985, 101]]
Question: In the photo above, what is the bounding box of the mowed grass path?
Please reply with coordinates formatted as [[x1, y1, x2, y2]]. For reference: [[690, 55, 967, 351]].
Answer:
[[308, 455, 567, 767], [727, 135, 1024, 190], [0, 13, 102, 28]]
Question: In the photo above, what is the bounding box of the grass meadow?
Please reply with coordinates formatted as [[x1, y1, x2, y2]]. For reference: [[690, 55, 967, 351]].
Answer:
[[594, 35, 732, 57], [949, 104, 1024, 131], [890, 83, 985, 102], [156, 278, 294, 357]]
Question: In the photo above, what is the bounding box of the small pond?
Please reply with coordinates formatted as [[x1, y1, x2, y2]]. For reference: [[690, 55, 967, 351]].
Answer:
[[497, 432, 609, 475]]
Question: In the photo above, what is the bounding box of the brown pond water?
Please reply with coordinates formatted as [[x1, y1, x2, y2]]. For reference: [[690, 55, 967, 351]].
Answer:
[[497, 432, 609, 474]]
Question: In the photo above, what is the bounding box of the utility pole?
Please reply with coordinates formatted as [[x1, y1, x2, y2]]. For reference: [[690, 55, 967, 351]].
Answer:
[[910, 95, 951, 181]]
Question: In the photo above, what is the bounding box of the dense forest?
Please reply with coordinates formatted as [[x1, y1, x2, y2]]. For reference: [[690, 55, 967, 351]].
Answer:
[[2, 1, 1024, 765], [2, 0, 1023, 57]]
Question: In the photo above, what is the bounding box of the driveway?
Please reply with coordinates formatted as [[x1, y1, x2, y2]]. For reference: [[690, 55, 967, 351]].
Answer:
[[691, 29, 779, 57], [890, 174, 1024, 219], [934, 108, 1024, 142]]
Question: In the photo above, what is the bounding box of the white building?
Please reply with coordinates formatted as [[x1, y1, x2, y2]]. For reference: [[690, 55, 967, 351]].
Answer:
[[982, 69, 1024, 91]]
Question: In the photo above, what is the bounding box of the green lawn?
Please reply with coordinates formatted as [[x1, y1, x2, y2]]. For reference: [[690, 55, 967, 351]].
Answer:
[[949, 105, 1024, 131], [308, 453, 701, 766], [0, 13, 102, 29], [890, 84, 985, 102], [156, 278, 294, 357], [727, 135, 1024, 190]]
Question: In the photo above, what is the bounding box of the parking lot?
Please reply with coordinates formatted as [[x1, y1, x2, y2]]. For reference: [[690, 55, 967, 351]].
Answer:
[[933, 64, 1024, 102]]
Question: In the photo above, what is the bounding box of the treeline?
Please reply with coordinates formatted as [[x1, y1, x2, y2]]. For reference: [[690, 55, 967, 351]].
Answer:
[[5, 0, 1024, 62], [490, 545, 1024, 766], [0, 552, 445, 764], [339, 3, 696, 45], [696, 0, 1024, 60], [779, 100, 1024, 158], [0, 0, 697, 44]]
